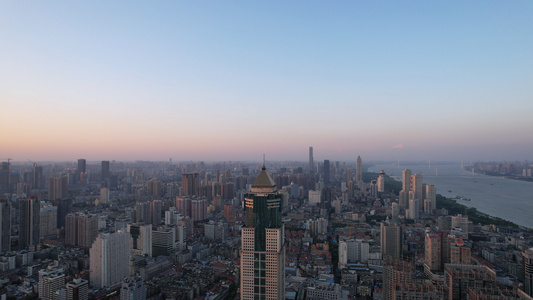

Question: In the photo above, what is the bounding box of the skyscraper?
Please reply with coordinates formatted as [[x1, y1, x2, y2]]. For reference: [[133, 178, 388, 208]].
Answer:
[[425, 184, 436, 212], [65, 213, 99, 248], [77, 159, 86, 174], [90, 230, 130, 289], [0, 162, 10, 194], [48, 176, 68, 201], [380, 219, 402, 260], [32, 165, 44, 189], [0, 199, 11, 254], [309, 147, 314, 173], [323, 159, 330, 185], [356, 156, 363, 184], [182, 173, 199, 196], [40, 205, 57, 239], [101, 160, 110, 180], [410, 173, 423, 210], [150, 199, 162, 225], [78, 159, 87, 184], [399, 169, 412, 209], [19, 196, 40, 250], [424, 232, 442, 272], [240, 163, 285, 300], [524, 247, 533, 297]]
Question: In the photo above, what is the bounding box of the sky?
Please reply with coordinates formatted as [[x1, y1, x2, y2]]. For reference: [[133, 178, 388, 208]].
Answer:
[[1, 1, 532, 162]]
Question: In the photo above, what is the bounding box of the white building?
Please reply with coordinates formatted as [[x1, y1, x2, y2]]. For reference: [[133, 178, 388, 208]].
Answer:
[[90, 230, 130, 289], [38, 267, 65, 300]]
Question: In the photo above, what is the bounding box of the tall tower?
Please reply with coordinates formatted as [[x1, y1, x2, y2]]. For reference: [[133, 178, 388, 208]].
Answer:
[[399, 169, 412, 209], [356, 156, 363, 184], [240, 163, 285, 300], [424, 232, 442, 272], [19, 196, 40, 250], [90, 230, 130, 289], [309, 147, 314, 173], [0, 199, 11, 254], [323, 159, 330, 185], [410, 173, 423, 208]]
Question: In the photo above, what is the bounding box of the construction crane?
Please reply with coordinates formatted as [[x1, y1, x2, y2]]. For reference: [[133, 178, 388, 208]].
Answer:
[[2, 158, 12, 163], [27, 159, 37, 167]]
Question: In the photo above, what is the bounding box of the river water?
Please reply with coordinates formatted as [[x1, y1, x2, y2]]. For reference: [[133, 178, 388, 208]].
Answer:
[[368, 162, 533, 229]]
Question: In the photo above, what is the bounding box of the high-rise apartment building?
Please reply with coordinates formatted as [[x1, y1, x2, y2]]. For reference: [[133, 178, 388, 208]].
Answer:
[[240, 164, 285, 300], [191, 198, 207, 221], [66, 278, 89, 300], [309, 147, 314, 173], [524, 248, 533, 297], [90, 230, 130, 289], [445, 264, 496, 300], [40, 205, 57, 239], [425, 232, 442, 272], [182, 173, 199, 196], [150, 200, 162, 225], [380, 219, 402, 260], [48, 176, 68, 201], [410, 174, 423, 210], [19, 196, 40, 250], [0, 199, 11, 254], [0, 162, 10, 194], [135, 202, 151, 224], [356, 156, 363, 184], [425, 184, 436, 212], [54, 198, 72, 230], [38, 268, 65, 300], [65, 213, 99, 248]]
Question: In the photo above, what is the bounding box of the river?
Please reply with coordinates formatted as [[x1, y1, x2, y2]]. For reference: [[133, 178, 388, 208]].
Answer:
[[368, 162, 533, 229]]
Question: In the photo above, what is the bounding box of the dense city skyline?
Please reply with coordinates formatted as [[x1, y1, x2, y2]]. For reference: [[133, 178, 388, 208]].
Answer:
[[2, 2, 532, 162]]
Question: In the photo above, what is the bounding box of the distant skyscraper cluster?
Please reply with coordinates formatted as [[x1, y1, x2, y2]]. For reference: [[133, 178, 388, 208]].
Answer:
[[399, 169, 436, 219]]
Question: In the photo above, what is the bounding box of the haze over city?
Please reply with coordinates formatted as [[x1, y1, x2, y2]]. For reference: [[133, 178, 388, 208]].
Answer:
[[1, 2, 532, 162]]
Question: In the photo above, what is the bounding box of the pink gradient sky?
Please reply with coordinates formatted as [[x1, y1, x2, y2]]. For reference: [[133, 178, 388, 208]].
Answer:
[[1, 2, 532, 162]]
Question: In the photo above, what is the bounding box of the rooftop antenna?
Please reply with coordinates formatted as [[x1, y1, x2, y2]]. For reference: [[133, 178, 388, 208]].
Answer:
[[262, 154, 266, 169]]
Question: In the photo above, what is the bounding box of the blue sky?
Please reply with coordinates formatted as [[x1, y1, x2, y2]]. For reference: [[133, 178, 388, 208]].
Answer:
[[1, 1, 532, 162]]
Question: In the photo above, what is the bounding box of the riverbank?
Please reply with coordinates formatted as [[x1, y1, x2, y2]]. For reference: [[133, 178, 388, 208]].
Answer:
[[435, 194, 527, 229]]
